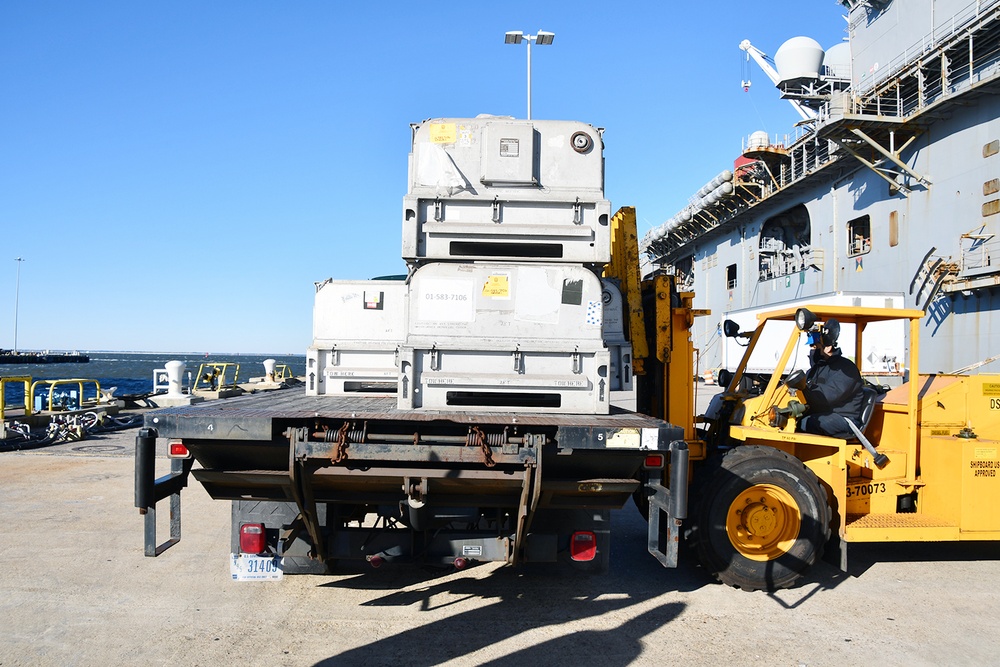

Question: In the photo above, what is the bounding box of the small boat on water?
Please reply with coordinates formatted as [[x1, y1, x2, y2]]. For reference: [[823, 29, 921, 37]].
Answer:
[[0, 350, 90, 365]]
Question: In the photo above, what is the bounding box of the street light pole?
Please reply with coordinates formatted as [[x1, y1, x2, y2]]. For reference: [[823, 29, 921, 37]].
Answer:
[[13, 257, 24, 354], [526, 36, 533, 120], [504, 30, 555, 120]]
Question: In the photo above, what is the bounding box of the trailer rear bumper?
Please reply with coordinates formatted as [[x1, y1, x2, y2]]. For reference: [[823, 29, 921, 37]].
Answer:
[[136, 392, 688, 569]]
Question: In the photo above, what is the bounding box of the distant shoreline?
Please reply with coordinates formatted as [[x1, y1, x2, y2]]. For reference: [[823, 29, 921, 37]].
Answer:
[[0, 351, 90, 365]]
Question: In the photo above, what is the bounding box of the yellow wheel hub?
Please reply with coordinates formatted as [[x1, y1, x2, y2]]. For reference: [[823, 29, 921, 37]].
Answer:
[[726, 484, 801, 561]]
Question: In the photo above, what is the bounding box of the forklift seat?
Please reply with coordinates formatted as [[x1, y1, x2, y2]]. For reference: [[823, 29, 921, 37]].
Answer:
[[856, 386, 879, 433], [846, 386, 887, 468]]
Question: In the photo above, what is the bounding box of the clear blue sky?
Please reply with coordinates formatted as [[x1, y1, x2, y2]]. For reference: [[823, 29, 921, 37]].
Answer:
[[1, 1, 848, 354]]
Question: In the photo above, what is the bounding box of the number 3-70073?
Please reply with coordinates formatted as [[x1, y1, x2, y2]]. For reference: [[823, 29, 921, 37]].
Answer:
[[847, 482, 886, 498]]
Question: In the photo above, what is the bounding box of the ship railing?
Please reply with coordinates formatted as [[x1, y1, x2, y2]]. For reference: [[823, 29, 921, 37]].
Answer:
[[849, 238, 872, 256], [959, 226, 999, 277], [756, 247, 817, 284], [759, 237, 784, 253], [852, 0, 1000, 97]]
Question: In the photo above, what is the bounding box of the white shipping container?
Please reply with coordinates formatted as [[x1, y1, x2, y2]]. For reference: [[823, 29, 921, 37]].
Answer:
[[307, 278, 407, 397], [405, 262, 606, 347], [306, 347, 400, 397], [312, 278, 407, 345], [403, 117, 610, 263], [398, 345, 612, 414]]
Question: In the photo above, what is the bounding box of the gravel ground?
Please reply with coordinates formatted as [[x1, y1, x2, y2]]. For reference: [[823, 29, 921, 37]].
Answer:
[[3, 416, 1000, 666]]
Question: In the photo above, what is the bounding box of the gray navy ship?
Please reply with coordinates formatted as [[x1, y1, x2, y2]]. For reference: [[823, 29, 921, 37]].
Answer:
[[641, 0, 1000, 379]]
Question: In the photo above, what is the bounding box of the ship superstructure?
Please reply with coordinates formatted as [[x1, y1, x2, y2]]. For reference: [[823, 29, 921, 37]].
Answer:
[[642, 0, 1000, 376]]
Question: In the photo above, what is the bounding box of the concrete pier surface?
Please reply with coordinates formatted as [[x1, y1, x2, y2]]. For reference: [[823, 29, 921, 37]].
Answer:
[[3, 411, 1000, 666]]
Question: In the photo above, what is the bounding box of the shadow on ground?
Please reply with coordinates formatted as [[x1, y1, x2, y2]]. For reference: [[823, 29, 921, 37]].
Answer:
[[309, 507, 704, 666]]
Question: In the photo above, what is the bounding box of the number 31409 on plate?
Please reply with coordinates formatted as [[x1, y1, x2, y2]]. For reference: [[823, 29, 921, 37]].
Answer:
[[230, 553, 283, 581]]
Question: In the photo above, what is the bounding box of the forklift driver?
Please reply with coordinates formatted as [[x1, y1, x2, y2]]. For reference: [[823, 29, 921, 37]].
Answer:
[[797, 319, 865, 439]]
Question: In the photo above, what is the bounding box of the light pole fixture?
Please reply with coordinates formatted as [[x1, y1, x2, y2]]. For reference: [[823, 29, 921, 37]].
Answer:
[[504, 30, 555, 120], [13, 257, 24, 354]]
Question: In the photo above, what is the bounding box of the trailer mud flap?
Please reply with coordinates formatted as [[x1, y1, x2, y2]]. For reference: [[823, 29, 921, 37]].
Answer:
[[135, 427, 193, 556], [647, 440, 689, 568]]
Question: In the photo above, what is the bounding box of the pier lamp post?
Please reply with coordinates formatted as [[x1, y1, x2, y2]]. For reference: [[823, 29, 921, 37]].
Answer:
[[504, 30, 555, 120], [13, 257, 23, 354]]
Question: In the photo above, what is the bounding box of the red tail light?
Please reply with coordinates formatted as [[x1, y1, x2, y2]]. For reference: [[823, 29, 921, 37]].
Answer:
[[570, 531, 597, 561], [239, 523, 266, 554], [168, 441, 191, 458], [644, 453, 664, 469]]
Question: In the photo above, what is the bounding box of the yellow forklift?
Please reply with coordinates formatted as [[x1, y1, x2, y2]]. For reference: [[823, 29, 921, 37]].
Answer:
[[608, 207, 1000, 591], [682, 303, 999, 590]]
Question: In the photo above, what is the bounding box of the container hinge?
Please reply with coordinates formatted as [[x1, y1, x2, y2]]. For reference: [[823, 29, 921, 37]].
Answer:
[[331, 346, 339, 366], [513, 347, 523, 373], [434, 199, 443, 222], [572, 349, 582, 374], [573, 198, 582, 225], [492, 197, 501, 223], [430, 346, 440, 371]]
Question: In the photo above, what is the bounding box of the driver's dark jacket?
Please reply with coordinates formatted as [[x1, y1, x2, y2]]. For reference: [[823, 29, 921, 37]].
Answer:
[[801, 347, 864, 421]]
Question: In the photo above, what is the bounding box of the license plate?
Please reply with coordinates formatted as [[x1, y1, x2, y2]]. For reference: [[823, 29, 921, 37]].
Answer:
[[230, 553, 283, 581]]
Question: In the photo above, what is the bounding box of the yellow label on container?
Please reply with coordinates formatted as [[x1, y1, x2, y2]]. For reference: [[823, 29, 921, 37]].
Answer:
[[983, 382, 1000, 396], [975, 447, 998, 459], [429, 123, 456, 144], [482, 275, 510, 298], [607, 429, 641, 449]]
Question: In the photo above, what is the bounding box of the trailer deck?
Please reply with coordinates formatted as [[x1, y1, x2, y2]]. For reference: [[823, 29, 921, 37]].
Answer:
[[145, 390, 680, 441]]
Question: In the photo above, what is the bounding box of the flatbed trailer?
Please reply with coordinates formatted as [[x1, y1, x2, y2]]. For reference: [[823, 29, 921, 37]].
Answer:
[[135, 390, 689, 574]]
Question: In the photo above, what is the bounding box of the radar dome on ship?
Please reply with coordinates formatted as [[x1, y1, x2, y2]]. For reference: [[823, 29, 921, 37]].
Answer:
[[774, 36, 824, 83], [748, 130, 770, 150], [823, 42, 851, 79]]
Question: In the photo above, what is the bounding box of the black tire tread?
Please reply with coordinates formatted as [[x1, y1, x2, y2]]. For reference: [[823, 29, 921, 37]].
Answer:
[[688, 445, 831, 591]]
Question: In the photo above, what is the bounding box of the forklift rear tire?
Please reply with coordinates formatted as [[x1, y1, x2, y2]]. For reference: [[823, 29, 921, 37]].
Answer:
[[690, 445, 831, 591]]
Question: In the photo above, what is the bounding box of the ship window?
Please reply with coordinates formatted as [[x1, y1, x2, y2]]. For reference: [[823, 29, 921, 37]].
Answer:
[[847, 215, 871, 257], [726, 264, 737, 289]]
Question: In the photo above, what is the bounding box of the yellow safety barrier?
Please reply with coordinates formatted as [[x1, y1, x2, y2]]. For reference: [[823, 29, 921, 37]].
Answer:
[[192, 362, 241, 392], [29, 378, 104, 412], [0, 376, 33, 420]]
